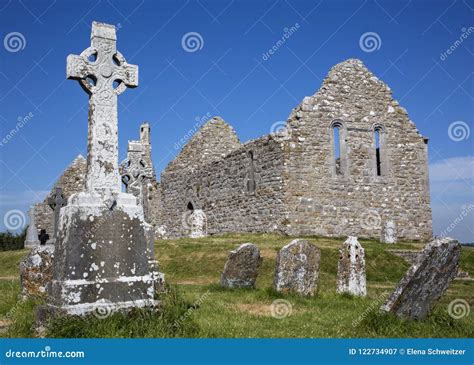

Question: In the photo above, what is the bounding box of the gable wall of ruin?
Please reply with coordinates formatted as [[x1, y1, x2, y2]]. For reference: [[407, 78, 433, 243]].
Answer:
[[281, 59, 432, 241]]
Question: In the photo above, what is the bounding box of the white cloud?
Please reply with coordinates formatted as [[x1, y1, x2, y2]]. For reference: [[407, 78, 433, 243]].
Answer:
[[429, 156, 474, 182], [429, 156, 474, 243]]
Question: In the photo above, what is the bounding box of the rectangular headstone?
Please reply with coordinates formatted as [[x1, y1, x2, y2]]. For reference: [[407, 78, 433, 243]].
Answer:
[[337, 236, 366, 296]]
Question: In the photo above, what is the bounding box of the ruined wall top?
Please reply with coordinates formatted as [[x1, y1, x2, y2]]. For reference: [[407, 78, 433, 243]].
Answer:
[[164, 116, 241, 173], [287, 58, 426, 140], [49, 154, 86, 201]]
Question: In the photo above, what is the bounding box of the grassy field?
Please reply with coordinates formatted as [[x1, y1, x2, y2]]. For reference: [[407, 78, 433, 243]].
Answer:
[[0, 233, 473, 338]]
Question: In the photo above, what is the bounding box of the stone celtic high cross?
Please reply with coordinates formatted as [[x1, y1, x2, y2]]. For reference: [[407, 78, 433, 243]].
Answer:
[[67, 21, 138, 195], [47, 187, 66, 239]]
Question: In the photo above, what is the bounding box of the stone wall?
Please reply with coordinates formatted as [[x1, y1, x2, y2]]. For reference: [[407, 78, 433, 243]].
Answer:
[[282, 59, 432, 241], [160, 130, 287, 238], [33, 155, 86, 236], [165, 117, 242, 173]]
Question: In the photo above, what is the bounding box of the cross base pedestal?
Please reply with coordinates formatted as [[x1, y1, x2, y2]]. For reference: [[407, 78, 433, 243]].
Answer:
[[47, 191, 164, 316]]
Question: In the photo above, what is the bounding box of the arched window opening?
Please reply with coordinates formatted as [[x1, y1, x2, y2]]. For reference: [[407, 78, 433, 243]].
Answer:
[[333, 125, 342, 175], [374, 127, 382, 176], [186, 202, 194, 211]]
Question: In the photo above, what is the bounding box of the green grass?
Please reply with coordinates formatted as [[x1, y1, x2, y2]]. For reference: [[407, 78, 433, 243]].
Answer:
[[1, 233, 473, 338]]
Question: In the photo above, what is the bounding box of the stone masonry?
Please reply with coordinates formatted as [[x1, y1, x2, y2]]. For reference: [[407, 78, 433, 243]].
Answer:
[[34, 155, 87, 236], [157, 59, 432, 241]]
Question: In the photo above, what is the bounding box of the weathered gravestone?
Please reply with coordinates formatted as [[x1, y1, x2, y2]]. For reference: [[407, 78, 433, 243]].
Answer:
[[221, 243, 262, 288], [46, 22, 163, 316], [337, 236, 366, 296], [183, 208, 207, 238], [273, 239, 320, 296], [381, 237, 461, 319], [20, 245, 55, 299], [47, 187, 67, 241], [24, 206, 40, 248], [382, 220, 397, 244]]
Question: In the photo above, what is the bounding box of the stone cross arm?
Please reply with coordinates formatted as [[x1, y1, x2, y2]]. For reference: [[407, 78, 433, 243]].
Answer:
[[66, 22, 138, 97]]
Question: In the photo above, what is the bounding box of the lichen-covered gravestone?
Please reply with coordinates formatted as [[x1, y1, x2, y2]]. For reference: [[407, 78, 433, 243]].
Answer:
[[20, 245, 55, 298], [24, 206, 40, 248], [46, 22, 163, 316], [273, 239, 320, 296], [221, 243, 262, 288], [337, 236, 366, 296], [183, 209, 207, 238], [381, 237, 461, 319], [382, 220, 397, 244]]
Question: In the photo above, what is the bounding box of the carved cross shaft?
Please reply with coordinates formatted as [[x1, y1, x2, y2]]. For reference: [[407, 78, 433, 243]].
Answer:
[[66, 22, 138, 195]]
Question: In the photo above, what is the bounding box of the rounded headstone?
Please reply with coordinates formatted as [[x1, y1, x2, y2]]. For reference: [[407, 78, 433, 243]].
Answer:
[[382, 220, 397, 244], [221, 243, 262, 288]]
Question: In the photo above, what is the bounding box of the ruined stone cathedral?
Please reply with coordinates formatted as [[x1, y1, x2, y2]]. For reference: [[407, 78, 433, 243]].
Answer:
[[33, 59, 432, 242]]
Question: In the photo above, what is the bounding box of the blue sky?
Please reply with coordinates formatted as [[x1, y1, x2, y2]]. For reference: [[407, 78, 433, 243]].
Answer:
[[0, 0, 472, 242]]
